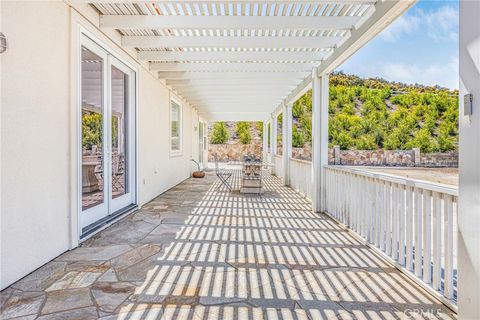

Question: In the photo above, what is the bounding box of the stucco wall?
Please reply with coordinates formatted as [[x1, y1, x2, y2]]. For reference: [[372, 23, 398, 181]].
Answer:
[[1, 1, 72, 290], [458, 1, 480, 318], [0, 2, 199, 289]]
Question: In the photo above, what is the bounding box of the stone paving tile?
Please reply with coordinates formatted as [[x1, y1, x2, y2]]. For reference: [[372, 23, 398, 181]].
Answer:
[[45, 271, 101, 292], [41, 288, 93, 315], [0, 291, 45, 319], [10, 262, 67, 292], [36, 306, 98, 320], [91, 282, 135, 313], [56, 245, 132, 262], [0, 171, 457, 319]]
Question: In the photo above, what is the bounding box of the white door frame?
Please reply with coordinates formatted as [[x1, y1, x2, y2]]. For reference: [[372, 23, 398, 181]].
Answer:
[[78, 30, 137, 236], [109, 55, 137, 213]]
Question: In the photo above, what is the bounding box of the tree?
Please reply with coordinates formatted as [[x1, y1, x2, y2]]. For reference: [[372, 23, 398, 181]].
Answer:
[[210, 122, 229, 144], [235, 121, 252, 144], [239, 130, 252, 144], [82, 112, 103, 149]]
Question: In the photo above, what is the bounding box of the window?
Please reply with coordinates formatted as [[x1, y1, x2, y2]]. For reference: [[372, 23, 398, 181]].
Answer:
[[170, 99, 182, 154]]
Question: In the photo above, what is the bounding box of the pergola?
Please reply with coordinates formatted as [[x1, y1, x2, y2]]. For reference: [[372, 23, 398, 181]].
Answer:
[[90, 0, 415, 212], [94, 0, 413, 121]]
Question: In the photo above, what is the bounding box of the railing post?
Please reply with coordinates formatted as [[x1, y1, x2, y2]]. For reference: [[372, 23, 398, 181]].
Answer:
[[270, 113, 277, 175], [282, 102, 292, 186], [312, 68, 329, 212]]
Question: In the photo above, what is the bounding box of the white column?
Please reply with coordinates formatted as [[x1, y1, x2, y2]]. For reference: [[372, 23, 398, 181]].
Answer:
[[282, 103, 292, 186], [262, 120, 268, 161], [458, 1, 480, 318], [312, 68, 329, 212], [270, 114, 277, 175]]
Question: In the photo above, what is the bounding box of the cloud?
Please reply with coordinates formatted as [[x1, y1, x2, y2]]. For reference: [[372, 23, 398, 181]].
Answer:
[[359, 56, 459, 89], [379, 4, 458, 43], [380, 14, 420, 42]]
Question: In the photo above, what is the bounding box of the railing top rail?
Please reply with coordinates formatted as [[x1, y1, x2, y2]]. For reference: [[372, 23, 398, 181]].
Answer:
[[289, 157, 313, 165], [325, 165, 458, 197]]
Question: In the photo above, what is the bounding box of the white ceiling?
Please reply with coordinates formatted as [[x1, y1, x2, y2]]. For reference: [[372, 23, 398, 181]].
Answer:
[[87, 0, 415, 121]]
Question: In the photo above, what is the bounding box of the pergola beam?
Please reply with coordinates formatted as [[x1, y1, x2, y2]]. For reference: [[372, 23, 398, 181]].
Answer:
[[158, 71, 310, 80], [101, 15, 361, 30], [151, 62, 317, 72], [138, 50, 329, 62], [166, 79, 302, 86], [123, 35, 346, 49], [199, 112, 270, 122]]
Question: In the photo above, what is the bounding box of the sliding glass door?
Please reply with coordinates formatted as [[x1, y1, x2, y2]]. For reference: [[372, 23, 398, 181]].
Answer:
[[80, 34, 136, 232]]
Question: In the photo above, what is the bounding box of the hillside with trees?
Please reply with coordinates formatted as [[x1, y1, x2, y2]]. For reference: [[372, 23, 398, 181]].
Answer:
[[292, 72, 459, 152]]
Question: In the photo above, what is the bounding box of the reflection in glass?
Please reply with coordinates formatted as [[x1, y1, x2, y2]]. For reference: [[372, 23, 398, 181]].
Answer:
[[111, 66, 128, 199], [81, 47, 104, 210]]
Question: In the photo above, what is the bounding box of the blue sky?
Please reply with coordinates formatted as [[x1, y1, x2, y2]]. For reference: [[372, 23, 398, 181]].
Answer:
[[337, 0, 459, 89]]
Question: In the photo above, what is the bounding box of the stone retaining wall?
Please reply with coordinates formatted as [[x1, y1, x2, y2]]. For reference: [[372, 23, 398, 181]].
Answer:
[[209, 143, 262, 162], [290, 146, 457, 167], [210, 143, 458, 167]]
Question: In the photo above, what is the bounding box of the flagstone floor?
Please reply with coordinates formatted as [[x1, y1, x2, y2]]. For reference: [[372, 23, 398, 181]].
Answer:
[[1, 171, 456, 319]]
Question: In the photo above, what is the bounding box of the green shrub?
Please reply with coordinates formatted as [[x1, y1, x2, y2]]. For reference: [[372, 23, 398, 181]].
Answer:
[[210, 122, 229, 144], [239, 130, 252, 144], [256, 121, 263, 138], [82, 112, 103, 149], [292, 126, 305, 147]]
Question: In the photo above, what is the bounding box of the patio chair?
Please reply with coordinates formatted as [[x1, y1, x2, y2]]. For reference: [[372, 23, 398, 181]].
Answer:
[[213, 153, 233, 191], [112, 154, 125, 192]]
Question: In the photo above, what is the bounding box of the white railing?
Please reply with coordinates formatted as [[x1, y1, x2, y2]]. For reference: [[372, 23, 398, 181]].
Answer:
[[274, 155, 283, 178], [289, 158, 313, 200], [325, 165, 457, 305]]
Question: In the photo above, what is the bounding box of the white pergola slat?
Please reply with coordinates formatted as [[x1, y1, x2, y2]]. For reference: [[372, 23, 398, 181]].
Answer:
[[90, 0, 415, 121]]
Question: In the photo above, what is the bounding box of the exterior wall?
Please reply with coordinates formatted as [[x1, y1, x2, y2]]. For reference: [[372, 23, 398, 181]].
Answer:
[[0, 2, 199, 289], [458, 1, 480, 318], [1, 1, 72, 291]]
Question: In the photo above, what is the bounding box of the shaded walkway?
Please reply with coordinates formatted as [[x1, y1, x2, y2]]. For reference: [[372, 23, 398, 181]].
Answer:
[[1, 172, 456, 319]]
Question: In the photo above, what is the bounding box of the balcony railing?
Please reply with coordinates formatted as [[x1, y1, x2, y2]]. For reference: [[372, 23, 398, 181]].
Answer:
[[279, 158, 458, 307], [324, 165, 457, 307]]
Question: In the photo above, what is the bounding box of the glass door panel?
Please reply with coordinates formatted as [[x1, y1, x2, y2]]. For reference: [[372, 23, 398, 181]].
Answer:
[[111, 66, 128, 200], [109, 57, 136, 213], [81, 45, 106, 222]]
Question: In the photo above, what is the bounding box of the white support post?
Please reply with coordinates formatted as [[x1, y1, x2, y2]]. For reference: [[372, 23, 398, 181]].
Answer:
[[312, 68, 329, 212], [262, 120, 268, 162], [458, 1, 480, 318], [282, 103, 292, 186], [270, 114, 277, 175]]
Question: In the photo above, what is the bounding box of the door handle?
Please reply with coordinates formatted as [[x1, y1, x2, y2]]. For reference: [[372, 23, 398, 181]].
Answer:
[[0, 33, 7, 54]]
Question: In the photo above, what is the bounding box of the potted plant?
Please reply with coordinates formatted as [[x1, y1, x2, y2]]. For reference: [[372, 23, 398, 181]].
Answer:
[[191, 159, 205, 178]]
